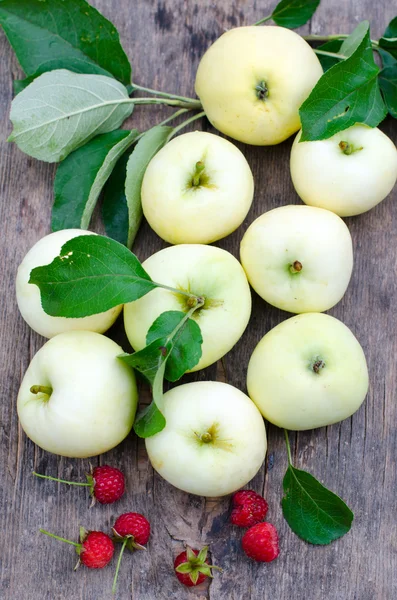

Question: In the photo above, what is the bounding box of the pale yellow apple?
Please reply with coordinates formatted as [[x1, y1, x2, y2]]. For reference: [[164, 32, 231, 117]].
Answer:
[[195, 26, 323, 145], [16, 229, 122, 338], [290, 125, 397, 216], [141, 131, 254, 244], [17, 331, 138, 457], [124, 244, 251, 371], [247, 313, 369, 430], [145, 381, 267, 496], [240, 205, 353, 313]]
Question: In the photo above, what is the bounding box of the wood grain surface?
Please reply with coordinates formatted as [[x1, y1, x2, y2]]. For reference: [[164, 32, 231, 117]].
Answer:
[[1, 1, 396, 599]]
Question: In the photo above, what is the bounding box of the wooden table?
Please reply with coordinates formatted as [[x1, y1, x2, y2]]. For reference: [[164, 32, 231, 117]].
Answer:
[[1, 1, 396, 598]]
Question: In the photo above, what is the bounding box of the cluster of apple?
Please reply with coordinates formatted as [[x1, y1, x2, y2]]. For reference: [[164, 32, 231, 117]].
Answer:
[[16, 25, 397, 502]]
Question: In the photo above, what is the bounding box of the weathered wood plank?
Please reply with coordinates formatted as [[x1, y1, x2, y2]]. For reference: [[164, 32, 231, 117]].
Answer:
[[0, 1, 396, 599]]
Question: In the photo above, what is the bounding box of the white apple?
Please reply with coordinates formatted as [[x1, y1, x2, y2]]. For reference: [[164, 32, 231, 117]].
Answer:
[[141, 131, 254, 245], [195, 26, 323, 145], [16, 229, 122, 338], [240, 205, 353, 313], [290, 125, 397, 216], [145, 381, 267, 496], [124, 244, 251, 371], [247, 313, 369, 430], [17, 331, 138, 457]]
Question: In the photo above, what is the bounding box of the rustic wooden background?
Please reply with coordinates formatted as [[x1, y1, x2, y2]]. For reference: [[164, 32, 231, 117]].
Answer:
[[1, 1, 396, 599]]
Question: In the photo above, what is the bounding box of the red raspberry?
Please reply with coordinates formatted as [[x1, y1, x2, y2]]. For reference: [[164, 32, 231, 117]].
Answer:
[[111, 513, 151, 594], [80, 531, 115, 568], [241, 522, 280, 562], [90, 466, 125, 505], [40, 527, 114, 570], [33, 465, 125, 506], [113, 512, 151, 549], [174, 546, 220, 587], [230, 490, 268, 527]]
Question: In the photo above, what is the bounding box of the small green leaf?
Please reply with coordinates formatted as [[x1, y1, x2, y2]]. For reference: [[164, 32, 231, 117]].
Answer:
[[175, 563, 193, 574], [133, 382, 167, 438], [120, 338, 169, 437], [146, 311, 203, 381], [190, 571, 199, 585], [379, 17, 397, 61], [196, 546, 209, 564], [102, 153, 130, 246], [282, 464, 354, 544], [378, 48, 397, 68], [13, 75, 35, 94], [79, 526, 88, 544], [339, 21, 369, 57], [52, 129, 138, 231], [120, 337, 170, 386], [379, 64, 397, 118], [0, 0, 131, 84], [29, 235, 157, 318], [271, 0, 321, 29], [300, 28, 387, 141], [125, 125, 172, 248], [316, 39, 343, 71], [120, 308, 203, 437], [8, 70, 134, 162], [199, 565, 214, 578], [186, 546, 196, 562]]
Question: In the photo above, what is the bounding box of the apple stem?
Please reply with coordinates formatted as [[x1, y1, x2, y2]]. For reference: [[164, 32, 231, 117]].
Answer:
[[290, 261, 303, 274], [130, 83, 200, 106], [192, 161, 205, 186], [130, 96, 202, 110], [33, 471, 90, 487], [30, 385, 53, 397], [312, 359, 325, 374], [255, 81, 269, 100], [313, 49, 347, 60], [284, 429, 293, 466], [186, 295, 205, 309], [153, 283, 207, 312], [254, 14, 272, 26], [39, 529, 81, 548], [167, 111, 206, 140], [112, 538, 128, 595], [303, 33, 379, 49], [339, 141, 363, 155]]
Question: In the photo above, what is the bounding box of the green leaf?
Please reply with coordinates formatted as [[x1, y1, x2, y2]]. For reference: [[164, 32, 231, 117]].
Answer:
[[271, 0, 321, 29], [8, 70, 134, 162], [378, 48, 397, 68], [13, 75, 35, 95], [120, 340, 168, 437], [120, 337, 170, 386], [300, 28, 387, 141], [379, 17, 397, 61], [52, 129, 138, 231], [316, 39, 343, 72], [146, 311, 203, 381], [379, 64, 397, 118], [282, 464, 354, 545], [175, 563, 193, 574], [133, 389, 167, 439], [29, 234, 157, 318], [339, 21, 369, 57], [125, 125, 172, 248], [102, 153, 130, 245], [196, 546, 209, 563], [0, 0, 131, 84], [189, 571, 199, 585], [120, 308, 202, 437]]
